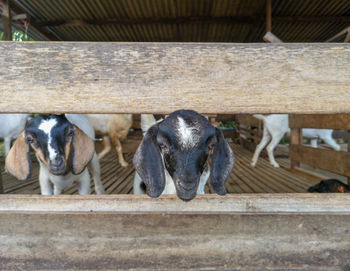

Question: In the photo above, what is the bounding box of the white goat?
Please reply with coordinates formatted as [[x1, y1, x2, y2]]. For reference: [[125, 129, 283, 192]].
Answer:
[[6, 114, 105, 195], [87, 114, 132, 167], [251, 114, 341, 168], [0, 114, 29, 155]]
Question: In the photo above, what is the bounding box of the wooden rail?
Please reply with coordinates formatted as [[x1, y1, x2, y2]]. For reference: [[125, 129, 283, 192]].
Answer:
[[290, 114, 350, 130], [289, 114, 350, 184], [1, 42, 350, 269], [290, 145, 350, 177], [1, 42, 350, 114], [1, 194, 350, 270], [235, 114, 263, 151]]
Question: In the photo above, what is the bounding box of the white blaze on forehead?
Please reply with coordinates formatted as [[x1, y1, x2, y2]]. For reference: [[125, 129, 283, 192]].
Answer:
[[176, 116, 200, 149], [38, 118, 58, 160]]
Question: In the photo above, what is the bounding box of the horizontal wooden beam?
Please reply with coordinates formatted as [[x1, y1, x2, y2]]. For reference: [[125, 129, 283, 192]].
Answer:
[[38, 16, 350, 28], [1, 194, 350, 212], [235, 114, 262, 127], [1, 195, 350, 269], [290, 145, 350, 177], [290, 114, 350, 130], [1, 42, 350, 114]]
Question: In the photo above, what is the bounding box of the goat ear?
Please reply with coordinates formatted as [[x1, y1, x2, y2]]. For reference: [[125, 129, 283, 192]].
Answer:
[[71, 125, 95, 175], [210, 128, 235, 195], [5, 131, 32, 182], [133, 124, 165, 197]]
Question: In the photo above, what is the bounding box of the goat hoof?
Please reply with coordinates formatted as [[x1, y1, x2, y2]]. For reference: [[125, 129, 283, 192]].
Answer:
[[96, 188, 105, 194], [250, 162, 256, 167], [272, 164, 280, 168], [120, 161, 129, 167]]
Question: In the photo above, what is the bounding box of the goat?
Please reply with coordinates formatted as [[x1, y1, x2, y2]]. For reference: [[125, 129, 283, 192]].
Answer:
[[0, 114, 29, 155], [133, 110, 235, 201], [5, 114, 105, 195], [87, 114, 132, 167], [251, 114, 341, 168], [308, 179, 349, 193]]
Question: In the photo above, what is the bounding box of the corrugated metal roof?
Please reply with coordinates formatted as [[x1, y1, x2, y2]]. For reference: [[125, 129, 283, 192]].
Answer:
[[3, 0, 350, 42]]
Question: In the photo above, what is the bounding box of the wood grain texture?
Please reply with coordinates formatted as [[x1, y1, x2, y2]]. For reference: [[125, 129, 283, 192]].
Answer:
[[0, 162, 3, 194], [290, 114, 350, 129], [235, 114, 262, 127], [1, 195, 350, 270], [1, 42, 350, 114], [290, 128, 302, 169], [1, 194, 350, 212], [290, 145, 350, 177]]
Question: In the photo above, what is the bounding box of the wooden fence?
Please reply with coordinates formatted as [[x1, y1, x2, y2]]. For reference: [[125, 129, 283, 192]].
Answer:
[[1, 42, 350, 270]]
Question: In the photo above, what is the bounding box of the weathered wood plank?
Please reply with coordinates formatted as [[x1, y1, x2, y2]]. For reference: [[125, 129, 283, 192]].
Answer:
[[0, 195, 350, 270], [0, 162, 3, 194], [290, 114, 350, 130], [1, 42, 350, 114], [235, 115, 261, 127], [1, 194, 350, 213], [290, 128, 302, 169], [290, 145, 350, 177]]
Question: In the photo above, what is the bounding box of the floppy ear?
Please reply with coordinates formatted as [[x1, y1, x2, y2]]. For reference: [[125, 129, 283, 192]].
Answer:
[[210, 128, 235, 195], [71, 125, 95, 175], [133, 124, 165, 198], [5, 131, 32, 182]]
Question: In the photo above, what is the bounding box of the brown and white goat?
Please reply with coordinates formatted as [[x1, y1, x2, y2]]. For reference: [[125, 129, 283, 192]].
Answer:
[[6, 114, 105, 195], [87, 114, 132, 167]]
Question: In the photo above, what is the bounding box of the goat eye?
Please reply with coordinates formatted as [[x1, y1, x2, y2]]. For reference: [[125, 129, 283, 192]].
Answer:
[[66, 128, 74, 137], [159, 143, 167, 150], [25, 135, 34, 144], [208, 143, 215, 150]]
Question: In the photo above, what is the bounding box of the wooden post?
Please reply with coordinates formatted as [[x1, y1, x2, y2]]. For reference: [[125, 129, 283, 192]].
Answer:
[[0, 161, 3, 194], [2, 0, 12, 40], [348, 131, 350, 185], [0, 0, 10, 192], [290, 127, 302, 169], [266, 0, 272, 33]]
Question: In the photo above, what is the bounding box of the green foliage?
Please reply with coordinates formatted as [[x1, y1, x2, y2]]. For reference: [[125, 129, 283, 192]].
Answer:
[[220, 121, 235, 129], [0, 30, 34, 41]]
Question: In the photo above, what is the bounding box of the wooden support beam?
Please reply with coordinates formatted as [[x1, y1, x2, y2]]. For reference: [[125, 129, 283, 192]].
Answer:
[[1, 43, 350, 114], [289, 114, 350, 130], [235, 115, 261, 127], [326, 26, 350, 42], [290, 145, 350, 177], [11, 13, 27, 21], [38, 16, 350, 28], [0, 162, 3, 194], [263, 31, 282, 43], [266, 0, 272, 33], [6, 3, 58, 41], [0, 0, 9, 193], [348, 132, 350, 185], [1, 194, 350, 270], [290, 128, 302, 169], [1, 0, 12, 40]]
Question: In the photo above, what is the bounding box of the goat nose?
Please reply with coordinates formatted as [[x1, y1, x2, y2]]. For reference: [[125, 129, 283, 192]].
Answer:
[[178, 181, 196, 191], [51, 156, 64, 167]]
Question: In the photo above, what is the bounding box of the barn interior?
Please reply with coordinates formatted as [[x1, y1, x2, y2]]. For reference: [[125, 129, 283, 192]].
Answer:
[[1, 0, 350, 195]]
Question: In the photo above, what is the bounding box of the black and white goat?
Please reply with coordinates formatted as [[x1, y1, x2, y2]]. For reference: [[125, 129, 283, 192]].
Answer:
[[5, 114, 105, 195], [251, 114, 341, 168], [133, 110, 235, 201], [0, 114, 29, 155]]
